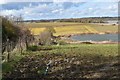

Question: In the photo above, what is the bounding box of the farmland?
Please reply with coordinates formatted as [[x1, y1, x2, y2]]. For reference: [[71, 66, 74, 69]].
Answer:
[[24, 22, 118, 36], [1, 1, 119, 79], [3, 44, 119, 78], [3, 21, 119, 79]]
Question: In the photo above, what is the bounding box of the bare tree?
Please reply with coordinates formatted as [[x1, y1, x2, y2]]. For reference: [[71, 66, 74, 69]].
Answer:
[[39, 27, 56, 45], [2, 15, 34, 61]]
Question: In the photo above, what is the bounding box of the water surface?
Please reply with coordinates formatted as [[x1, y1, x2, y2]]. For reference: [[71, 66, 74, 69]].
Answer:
[[71, 34, 118, 42]]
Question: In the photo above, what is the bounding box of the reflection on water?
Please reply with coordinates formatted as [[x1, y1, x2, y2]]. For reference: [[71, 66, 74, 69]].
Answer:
[[71, 34, 118, 42]]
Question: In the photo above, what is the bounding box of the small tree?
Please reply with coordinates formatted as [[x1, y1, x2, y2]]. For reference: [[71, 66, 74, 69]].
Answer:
[[39, 27, 56, 45], [44, 26, 56, 36]]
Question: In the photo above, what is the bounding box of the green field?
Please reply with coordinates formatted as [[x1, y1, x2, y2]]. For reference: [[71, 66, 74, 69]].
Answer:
[[3, 44, 119, 78], [24, 22, 118, 35]]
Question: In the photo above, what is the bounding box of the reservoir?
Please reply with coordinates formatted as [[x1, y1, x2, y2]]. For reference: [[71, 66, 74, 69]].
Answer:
[[71, 34, 118, 42]]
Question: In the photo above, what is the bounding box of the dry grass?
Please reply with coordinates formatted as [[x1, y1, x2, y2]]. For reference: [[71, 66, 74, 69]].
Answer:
[[26, 22, 117, 36], [89, 24, 118, 33]]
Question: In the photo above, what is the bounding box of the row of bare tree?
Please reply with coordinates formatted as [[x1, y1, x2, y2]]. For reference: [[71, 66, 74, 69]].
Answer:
[[1, 16, 34, 62]]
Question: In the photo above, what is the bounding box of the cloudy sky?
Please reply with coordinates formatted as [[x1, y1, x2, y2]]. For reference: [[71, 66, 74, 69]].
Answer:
[[0, 1, 118, 20]]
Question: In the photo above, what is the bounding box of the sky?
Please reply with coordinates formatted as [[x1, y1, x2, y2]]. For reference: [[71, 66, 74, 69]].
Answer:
[[0, 1, 118, 20]]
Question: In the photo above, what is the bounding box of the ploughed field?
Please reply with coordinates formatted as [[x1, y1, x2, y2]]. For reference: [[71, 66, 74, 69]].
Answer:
[[3, 44, 120, 79], [23, 22, 118, 36]]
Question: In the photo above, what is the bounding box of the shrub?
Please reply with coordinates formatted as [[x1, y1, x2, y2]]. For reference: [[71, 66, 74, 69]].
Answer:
[[39, 26, 56, 45], [57, 40, 67, 45], [81, 42, 93, 44], [27, 45, 38, 51]]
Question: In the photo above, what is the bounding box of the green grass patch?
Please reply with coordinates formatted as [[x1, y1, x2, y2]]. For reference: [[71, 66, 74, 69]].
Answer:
[[2, 53, 25, 73]]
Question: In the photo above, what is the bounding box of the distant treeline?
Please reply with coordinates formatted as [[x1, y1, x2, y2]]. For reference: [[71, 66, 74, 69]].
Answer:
[[22, 17, 118, 23], [58, 18, 106, 23]]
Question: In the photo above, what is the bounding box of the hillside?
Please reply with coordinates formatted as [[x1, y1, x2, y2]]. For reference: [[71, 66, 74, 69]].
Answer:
[[24, 22, 118, 36]]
